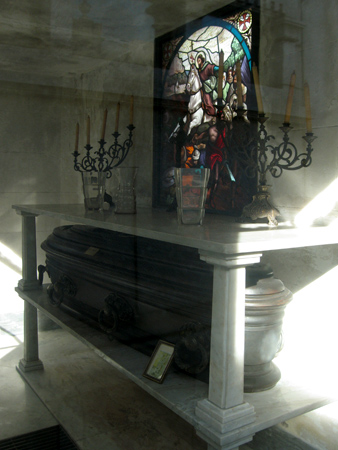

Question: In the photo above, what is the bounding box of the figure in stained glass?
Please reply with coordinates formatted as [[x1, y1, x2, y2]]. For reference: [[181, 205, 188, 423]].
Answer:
[[154, 7, 258, 215]]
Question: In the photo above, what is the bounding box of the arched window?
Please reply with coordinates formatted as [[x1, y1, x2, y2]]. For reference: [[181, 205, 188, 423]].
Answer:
[[153, 4, 259, 215]]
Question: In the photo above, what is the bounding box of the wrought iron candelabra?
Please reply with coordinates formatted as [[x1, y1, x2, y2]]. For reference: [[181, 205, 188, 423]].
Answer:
[[228, 108, 317, 226], [72, 124, 135, 178]]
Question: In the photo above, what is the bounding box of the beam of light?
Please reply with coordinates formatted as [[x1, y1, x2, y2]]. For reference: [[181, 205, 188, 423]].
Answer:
[[0, 242, 23, 360], [295, 178, 338, 227], [276, 265, 338, 398], [0, 241, 21, 274]]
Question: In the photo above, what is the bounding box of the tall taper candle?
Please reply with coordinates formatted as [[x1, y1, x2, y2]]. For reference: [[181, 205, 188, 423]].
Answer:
[[304, 82, 312, 133], [130, 95, 134, 124], [75, 122, 79, 151], [284, 71, 296, 124], [115, 102, 120, 133], [86, 115, 90, 145], [252, 63, 264, 114], [236, 60, 243, 107], [217, 50, 224, 99], [101, 108, 108, 140]]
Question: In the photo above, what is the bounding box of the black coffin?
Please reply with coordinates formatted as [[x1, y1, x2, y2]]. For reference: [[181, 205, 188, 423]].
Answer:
[[41, 225, 272, 378], [41, 224, 215, 376]]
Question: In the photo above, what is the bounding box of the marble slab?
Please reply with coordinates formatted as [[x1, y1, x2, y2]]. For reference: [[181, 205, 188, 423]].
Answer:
[[17, 327, 207, 450], [12, 204, 338, 255], [16, 286, 337, 437], [0, 349, 58, 440]]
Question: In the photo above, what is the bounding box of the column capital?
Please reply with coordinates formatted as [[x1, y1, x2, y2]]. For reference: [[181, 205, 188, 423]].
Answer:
[[199, 250, 261, 268], [15, 210, 38, 217], [18, 279, 40, 291]]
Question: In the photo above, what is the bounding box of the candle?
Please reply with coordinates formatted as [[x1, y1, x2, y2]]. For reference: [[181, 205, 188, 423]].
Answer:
[[236, 60, 243, 107], [101, 109, 108, 140], [217, 50, 224, 99], [284, 71, 296, 124], [115, 102, 120, 132], [129, 95, 134, 124], [75, 122, 79, 152], [252, 63, 264, 114], [86, 115, 90, 146], [304, 82, 312, 133]]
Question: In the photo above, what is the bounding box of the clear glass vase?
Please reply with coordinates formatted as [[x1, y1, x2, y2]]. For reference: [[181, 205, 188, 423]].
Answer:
[[174, 168, 210, 225], [82, 172, 106, 211], [115, 167, 138, 214]]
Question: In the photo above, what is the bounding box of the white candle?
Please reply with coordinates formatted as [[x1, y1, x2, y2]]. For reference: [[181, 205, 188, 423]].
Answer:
[[101, 109, 108, 140], [252, 63, 264, 114], [130, 95, 134, 124], [86, 115, 90, 145], [75, 122, 79, 151], [115, 102, 120, 132], [284, 71, 296, 124], [304, 82, 312, 133]]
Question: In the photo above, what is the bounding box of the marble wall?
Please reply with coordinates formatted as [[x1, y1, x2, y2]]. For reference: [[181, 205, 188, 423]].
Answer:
[[254, 2, 338, 447], [1, 0, 338, 448]]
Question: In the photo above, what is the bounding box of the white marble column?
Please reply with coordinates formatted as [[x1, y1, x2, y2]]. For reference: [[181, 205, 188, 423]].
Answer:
[[195, 251, 261, 450], [16, 211, 43, 372]]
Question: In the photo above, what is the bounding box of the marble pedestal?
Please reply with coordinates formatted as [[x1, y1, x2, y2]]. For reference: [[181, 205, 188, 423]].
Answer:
[[13, 204, 338, 450]]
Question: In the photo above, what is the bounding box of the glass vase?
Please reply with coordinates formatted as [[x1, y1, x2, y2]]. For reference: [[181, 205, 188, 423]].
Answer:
[[174, 168, 210, 225], [115, 167, 138, 214], [82, 172, 106, 211]]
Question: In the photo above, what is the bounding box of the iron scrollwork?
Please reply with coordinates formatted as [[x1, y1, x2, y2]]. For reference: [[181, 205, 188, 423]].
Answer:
[[47, 273, 77, 307], [98, 293, 134, 339], [233, 113, 317, 225], [72, 125, 135, 178], [174, 321, 210, 375]]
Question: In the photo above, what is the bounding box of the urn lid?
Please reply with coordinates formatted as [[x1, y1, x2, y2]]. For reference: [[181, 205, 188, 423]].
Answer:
[[245, 277, 285, 295]]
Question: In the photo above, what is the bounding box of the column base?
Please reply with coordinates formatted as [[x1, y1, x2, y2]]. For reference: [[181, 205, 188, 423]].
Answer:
[[195, 399, 255, 450], [18, 358, 44, 372]]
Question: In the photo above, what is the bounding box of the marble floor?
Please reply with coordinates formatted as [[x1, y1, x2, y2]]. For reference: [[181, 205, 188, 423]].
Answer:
[[0, 293, 253, 450]]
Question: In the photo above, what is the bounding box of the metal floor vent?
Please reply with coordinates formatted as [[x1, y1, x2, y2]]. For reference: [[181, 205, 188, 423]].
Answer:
[[0, 426, 79, 450]]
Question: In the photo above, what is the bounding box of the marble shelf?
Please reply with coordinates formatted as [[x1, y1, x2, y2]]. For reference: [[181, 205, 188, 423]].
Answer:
[[12, 203, 338, 255], [13, 204, 338, 450], [16, 285, 335, 437]]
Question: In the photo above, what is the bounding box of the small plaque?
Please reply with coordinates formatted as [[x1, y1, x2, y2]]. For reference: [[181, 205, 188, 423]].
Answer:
[[143, 340, 175, 383], [85, 246, 100, 256]]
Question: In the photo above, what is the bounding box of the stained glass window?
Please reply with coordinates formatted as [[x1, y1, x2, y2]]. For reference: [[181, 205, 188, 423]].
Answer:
[[153, 4, 259, 215]]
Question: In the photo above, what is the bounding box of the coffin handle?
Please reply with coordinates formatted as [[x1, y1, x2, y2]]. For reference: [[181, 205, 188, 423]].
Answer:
[[174, 322, 210, 375], [47, 273, 77, 307], [38, 265, 46, 285], [98, 293, 134, 339]]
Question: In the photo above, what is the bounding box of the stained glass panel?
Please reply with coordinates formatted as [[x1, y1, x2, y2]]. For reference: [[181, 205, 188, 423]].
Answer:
[[153, 3, 259, 215]]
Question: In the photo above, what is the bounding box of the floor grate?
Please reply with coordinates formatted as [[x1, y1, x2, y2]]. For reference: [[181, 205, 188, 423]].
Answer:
[[0, 426, 79, 450]]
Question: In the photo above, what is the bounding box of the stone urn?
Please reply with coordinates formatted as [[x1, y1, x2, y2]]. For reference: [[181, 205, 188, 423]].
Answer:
[[244, 277, 293, 392]]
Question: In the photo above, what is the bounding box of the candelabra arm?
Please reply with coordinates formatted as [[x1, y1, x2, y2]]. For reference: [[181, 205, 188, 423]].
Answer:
[[72, 123, 136, 180], [95, 139, 110, 173], [254, 115, 275, 185], [106, 124, 135, 174], [233, 110, 317, 227], [72, 150, 81, 172], [73, 144, 100, 173], [268, 128, 317, 178]]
